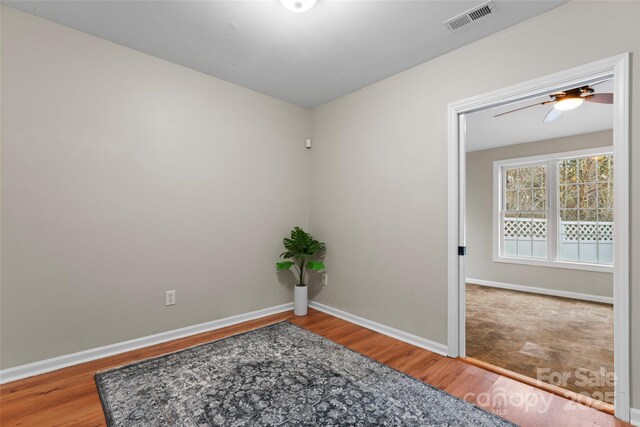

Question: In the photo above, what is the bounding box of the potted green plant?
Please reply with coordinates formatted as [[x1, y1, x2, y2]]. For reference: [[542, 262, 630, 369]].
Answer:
[[276, 227, 326, 315]]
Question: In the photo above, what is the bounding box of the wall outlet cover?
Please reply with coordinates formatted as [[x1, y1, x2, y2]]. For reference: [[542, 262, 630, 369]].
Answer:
[[165, 290, 176, 306]]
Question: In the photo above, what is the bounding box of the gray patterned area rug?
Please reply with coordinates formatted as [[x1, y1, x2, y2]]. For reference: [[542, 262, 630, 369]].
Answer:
[[95, 322, 515, 426]]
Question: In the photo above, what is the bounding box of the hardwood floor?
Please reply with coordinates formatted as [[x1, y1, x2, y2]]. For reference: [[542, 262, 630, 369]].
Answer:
[[0, 308, 630, 426]]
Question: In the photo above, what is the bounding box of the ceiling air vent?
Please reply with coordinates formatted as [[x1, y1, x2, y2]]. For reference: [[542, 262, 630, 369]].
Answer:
[[444, 1, 496, 30]]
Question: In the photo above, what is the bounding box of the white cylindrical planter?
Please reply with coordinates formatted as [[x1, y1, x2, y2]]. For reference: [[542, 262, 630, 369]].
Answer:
[[294, 285, 308, 316]]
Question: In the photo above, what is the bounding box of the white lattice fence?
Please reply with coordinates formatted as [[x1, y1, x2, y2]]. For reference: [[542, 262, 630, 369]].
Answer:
[[504, 218, 546, 238], [504, 218, 613, 241], [560, 221, 613, 241]]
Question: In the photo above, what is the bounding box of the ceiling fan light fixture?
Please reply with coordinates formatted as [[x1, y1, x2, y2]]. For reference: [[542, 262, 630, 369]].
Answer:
[[554, 97, 584, 111], [280, 0, 317, 13]]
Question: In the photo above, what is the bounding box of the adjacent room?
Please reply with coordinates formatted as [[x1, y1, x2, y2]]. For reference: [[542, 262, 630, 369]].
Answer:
[[1, 1, 639, 426], [464, 82, 615, 408]]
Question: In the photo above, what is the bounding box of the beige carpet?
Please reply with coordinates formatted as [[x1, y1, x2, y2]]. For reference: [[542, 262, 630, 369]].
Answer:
[[465, 284, 614, 404]]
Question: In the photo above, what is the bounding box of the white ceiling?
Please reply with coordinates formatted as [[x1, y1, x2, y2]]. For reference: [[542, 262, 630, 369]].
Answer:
[[3, 0, 565, 108], [466, 79, 614, 152]]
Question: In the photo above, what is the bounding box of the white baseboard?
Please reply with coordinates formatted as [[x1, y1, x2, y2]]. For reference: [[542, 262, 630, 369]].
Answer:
[[308, 301, 448, 356], [0, 302, 293, 384], [630, 407, 640, 426], [466, 278, 613, 305]]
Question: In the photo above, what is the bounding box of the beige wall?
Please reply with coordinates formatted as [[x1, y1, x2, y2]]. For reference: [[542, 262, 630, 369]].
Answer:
[[466, 131, 613, 297], [0, 7, 311, 368], [309, 1, 640, 408]]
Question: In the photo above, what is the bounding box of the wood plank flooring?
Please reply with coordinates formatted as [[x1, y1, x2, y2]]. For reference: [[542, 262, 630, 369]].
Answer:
[[0, 308, 630, 426]]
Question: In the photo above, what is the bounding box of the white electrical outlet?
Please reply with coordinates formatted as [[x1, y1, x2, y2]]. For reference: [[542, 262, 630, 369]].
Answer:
[[322, 273, 328, 286], [165, 290, 176, 306]]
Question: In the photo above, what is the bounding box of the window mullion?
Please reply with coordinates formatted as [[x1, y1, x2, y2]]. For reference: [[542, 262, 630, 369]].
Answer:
[[498, 167, 504, 258], [548, 160, 558, 261]]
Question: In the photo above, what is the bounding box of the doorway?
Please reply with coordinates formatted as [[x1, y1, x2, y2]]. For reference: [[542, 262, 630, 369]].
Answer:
[[446, 54, 630, 422]]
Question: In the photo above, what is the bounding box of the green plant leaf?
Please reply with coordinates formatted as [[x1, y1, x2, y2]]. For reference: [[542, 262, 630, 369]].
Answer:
[[306, 261, 325, 271], [282, 226, 326, 258], [276, 261, 294, 271], [279, 251, 295, 259], [278, 227, 326, 283]]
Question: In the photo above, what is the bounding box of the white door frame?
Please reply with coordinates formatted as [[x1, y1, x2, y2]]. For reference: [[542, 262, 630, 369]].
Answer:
[[446, 53, 630, 421]]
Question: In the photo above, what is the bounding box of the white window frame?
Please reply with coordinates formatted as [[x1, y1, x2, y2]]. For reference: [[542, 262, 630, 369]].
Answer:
[[493, 146, 613, 273]]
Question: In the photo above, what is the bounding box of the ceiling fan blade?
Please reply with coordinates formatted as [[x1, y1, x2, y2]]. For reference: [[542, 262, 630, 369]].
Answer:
[[494, 100, 552, 118], [543, 108, 562, 123], [586, 93, 614, 104]]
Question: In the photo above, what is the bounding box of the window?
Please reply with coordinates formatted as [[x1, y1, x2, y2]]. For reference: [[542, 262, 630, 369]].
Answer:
[[502, 164, 548, 259], [494, 147, 613, 272]]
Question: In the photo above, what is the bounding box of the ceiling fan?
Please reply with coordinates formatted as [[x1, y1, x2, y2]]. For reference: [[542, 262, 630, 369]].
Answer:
[[493, 81, 613, 123]]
